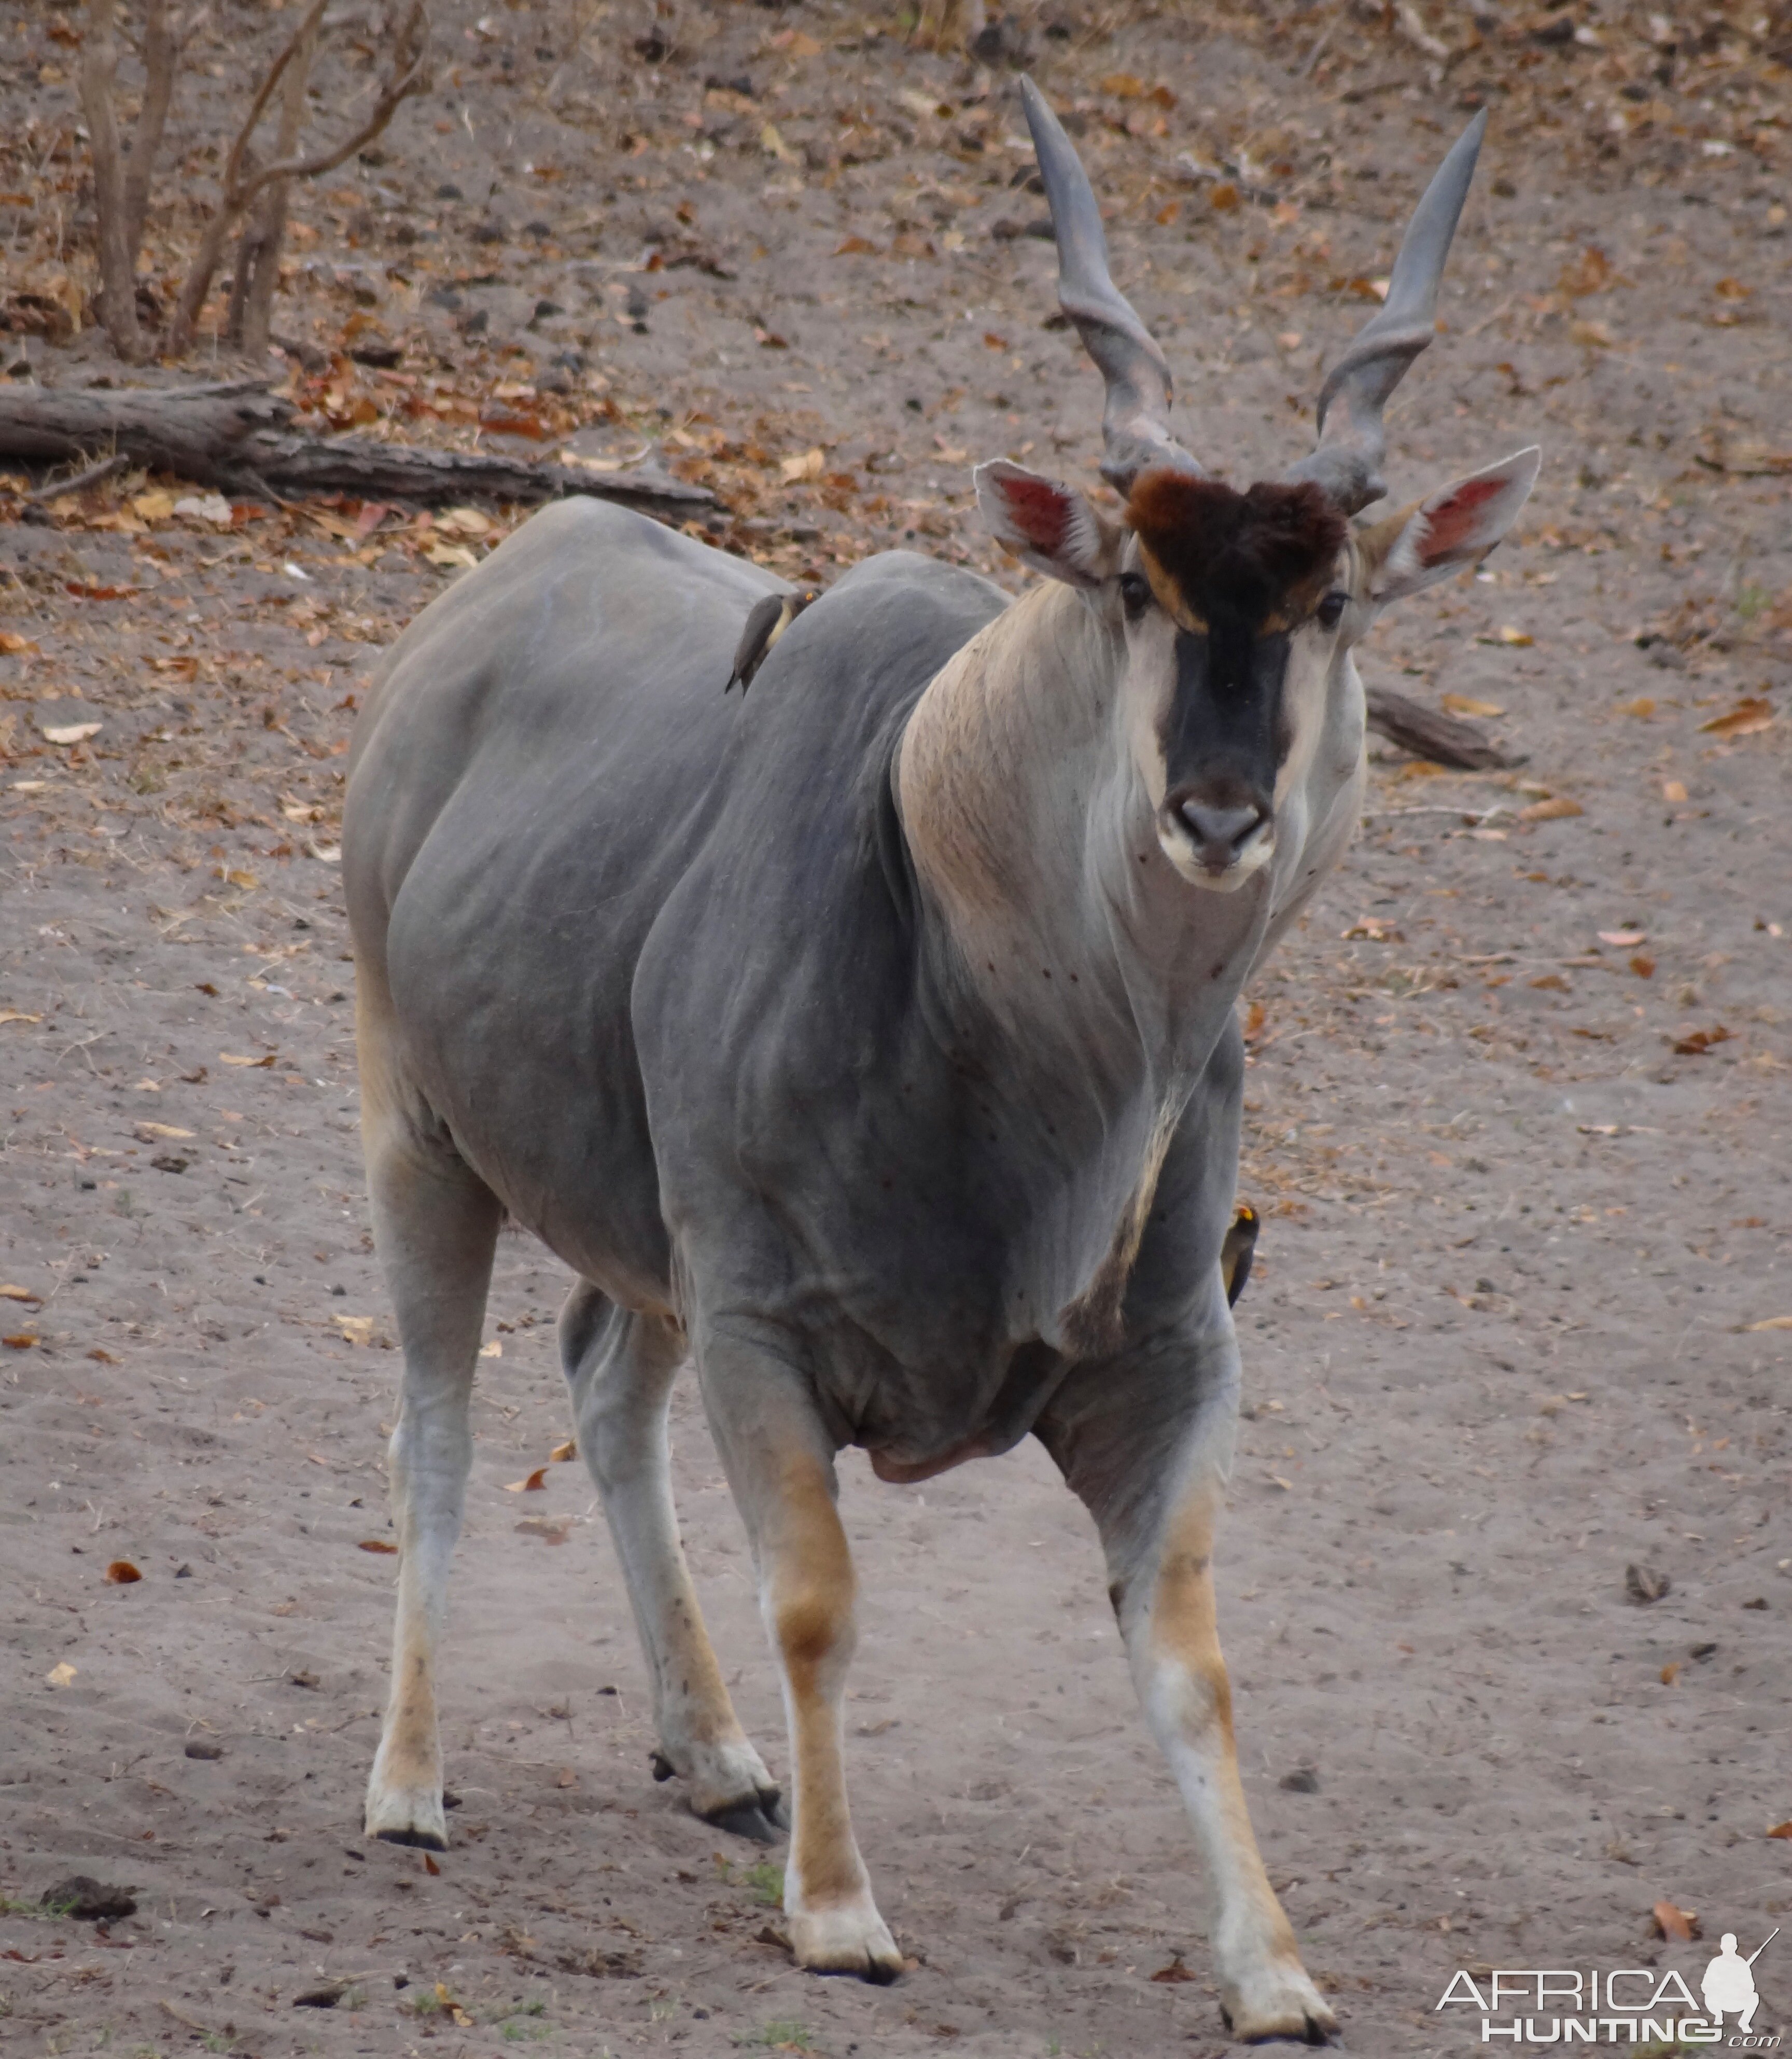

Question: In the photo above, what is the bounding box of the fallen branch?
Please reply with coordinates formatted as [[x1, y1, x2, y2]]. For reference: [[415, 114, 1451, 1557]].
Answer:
[[27, 451, 131, 502], [0, 383, 713, 517], [1363, 684, 1520, 771]]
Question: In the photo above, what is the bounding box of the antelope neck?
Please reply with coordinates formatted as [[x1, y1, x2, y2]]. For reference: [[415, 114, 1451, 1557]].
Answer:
[[894, 580, 1270, 1102]]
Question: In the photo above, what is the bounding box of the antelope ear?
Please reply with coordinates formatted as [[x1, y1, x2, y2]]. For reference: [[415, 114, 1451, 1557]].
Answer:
[[1359, 447, 1541, 604], [974, 460, 1121, 590]]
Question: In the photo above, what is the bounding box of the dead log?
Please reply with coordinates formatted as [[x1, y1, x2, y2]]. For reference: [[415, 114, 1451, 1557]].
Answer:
[[0, 382, 289, 475], [1363, 684, 1520, 772], [0, 382, 713, 517]]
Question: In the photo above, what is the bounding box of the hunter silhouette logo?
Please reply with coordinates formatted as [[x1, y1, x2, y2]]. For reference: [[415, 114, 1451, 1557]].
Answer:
[[1703, 1930, 1777, 2037]]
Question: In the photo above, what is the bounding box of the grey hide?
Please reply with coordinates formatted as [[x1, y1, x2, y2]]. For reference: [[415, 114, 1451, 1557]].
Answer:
[[348, 503, 1250, 1482]]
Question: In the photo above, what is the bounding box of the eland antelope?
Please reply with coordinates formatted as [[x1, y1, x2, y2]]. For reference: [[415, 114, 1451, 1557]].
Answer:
[[344, 80, 1537, 2041]]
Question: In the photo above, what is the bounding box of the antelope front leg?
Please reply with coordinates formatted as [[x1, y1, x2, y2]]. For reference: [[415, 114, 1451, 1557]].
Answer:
[[1127, 1483, 1334, 2042], [1044, 1354, 1335, 2045], [697, 1333, 902, 1982]]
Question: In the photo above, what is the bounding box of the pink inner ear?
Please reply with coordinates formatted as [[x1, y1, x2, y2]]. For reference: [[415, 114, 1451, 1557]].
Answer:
[[1419, 475, 1507, 563], [994, 472, 1072, 555]]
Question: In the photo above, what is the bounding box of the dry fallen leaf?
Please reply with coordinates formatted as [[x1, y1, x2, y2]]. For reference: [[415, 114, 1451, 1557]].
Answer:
[[1626, 1562, 1670, 1604], [556, 1766, 577, 1788], [1520, 796, 1584, 822], [1150, 1956, 1196, 1983], [550, 1438, 577, 1463], [424, 541, 480, 570], [779, 447, 825, 484], [1674, 1026, 1732, 1056], [1659, 1661, 1681, 1686], [358, 1538, 398, 1554], [0, 630, 41, 655], [834, 234, 880, 257], [1699, 697, 1774, 740], [1744, 1316, 1792, 1332], [1441, 692, 1505, 718], [1652, 1899, 1699, 1943], [0, 1010, 44, 1026], [219, 1052, 276, 1068], [173, 493, 234, 529], [1662, 778, 1688, 803], [1496, 625, 1534, 646], [132, 490, 175, 521], [1630, 954, 1655, 978], [334, 1315, 376, 1344], [425, 1855, 443, 1879], [1598, 930, 1645, 947], [503, 1468, 549, 1493], [515, 1517, 570, 1545], [46, 1661, 77, 1687], [41, 721, 102, 745], [1619, 697, 1656, 718], [0, 1285, 42, 1304], [479, 1339, 503, 1358], [1768, 1821, 1792, 1840], [435, 507, 492, 537], [3, 1332, 38, 1350], [136, 1122, 194, 1141], [104, 1560, 142, 1584]]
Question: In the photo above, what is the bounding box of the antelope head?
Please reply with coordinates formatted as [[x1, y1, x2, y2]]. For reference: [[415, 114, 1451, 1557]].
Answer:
[[976, 81, 1539, 892]]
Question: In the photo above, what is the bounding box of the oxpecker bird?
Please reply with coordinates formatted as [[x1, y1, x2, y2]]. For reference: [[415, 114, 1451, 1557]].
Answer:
[[726, 590, 814, 693], [1222, 1202, 1259, 1307]]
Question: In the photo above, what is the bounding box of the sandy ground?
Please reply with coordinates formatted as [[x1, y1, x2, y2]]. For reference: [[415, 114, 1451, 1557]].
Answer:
[[3, 2, 1790, 2054]]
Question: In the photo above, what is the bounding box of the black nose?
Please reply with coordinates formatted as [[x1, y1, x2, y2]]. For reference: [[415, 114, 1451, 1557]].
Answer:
[[1177, 799, 1266, 869]]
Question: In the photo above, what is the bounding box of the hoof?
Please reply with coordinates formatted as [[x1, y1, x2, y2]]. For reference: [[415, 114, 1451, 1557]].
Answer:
[[1220, 1965, 1337, 2045], [790, 1901, 904, 1984], [653, 1734, 786, 1838], [699, 1785, 788, 1844], [365, 1773, 448, 1852], [373, 1822, 448, 1853]]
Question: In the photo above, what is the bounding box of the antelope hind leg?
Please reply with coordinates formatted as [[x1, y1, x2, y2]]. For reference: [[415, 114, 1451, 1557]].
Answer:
[[559, 1284, 783, 1838], [360, 1074, 502, 1851], [697, 1334, 902, 1982], [1046, 1366, 1336, 2045]]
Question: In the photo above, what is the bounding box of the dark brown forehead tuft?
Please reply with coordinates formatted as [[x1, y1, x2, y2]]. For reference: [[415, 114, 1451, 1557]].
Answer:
[[1126, 471, 1347, 629]]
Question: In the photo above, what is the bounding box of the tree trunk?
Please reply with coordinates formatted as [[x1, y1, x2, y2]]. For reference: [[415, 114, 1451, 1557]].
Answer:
[[122, 0, 176, 256], [79, 0, 147, 364], [0, 382, 715, 518], [231, 8, 317, 360]]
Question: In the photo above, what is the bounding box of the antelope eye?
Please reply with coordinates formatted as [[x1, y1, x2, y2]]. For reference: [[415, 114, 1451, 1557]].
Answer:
[[1118, 571, 1152, 619], [1316, 590, 1348, 632]]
